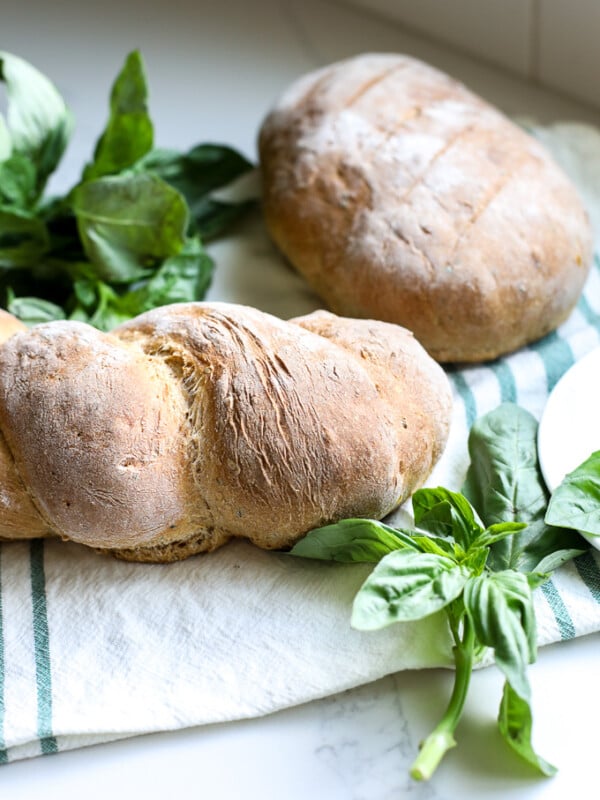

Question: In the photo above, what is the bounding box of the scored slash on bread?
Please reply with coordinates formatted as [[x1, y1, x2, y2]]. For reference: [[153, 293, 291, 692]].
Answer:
[[0, 302, 452, 562]]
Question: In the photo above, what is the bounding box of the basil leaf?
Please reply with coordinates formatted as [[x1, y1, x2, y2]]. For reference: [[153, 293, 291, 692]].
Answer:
[[463, 546, 489, 575], [6, 294, 65, 325], [189, 196, 255, 241], [463, 403, 586, 573], [0, 207, 49, 267], [498, 681, 557, 776], [69, 279, 130, 330], [69, 235, 212, 331], [290, 518, 417, 563], [0, 116, 10, 161], [0, 50, 72, 199], [545, 450, 600, 537], [137, 143, 253, 238], [82, 51, 153, 182], [412, 487, 483, 550], [72, 172, 188, 283], [532, 547, 583, 574], [140, 234, 213, 304], [351, 549, 470, 629], [139, 143, 252, 202], [476, 522, 527, 549], [0, 154, 38, 208], [409, 534, 459, 559], [464, 570, 536, 701], [526, 572, 550, 590]]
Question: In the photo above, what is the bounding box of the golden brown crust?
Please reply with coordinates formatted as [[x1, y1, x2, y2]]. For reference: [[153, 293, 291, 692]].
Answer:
[[0, 302, 452, 562], [258, 53, 593, 363], [0, 313, 52, 540], [0, 309, 26, 345], [0, 321, 201, 549]]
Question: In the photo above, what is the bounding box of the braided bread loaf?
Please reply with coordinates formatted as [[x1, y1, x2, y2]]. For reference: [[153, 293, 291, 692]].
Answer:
[[0, 302, 452, 562]]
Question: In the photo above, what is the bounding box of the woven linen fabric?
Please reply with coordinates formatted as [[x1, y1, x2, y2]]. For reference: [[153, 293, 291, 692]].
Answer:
[[1, 123, 600, 763]]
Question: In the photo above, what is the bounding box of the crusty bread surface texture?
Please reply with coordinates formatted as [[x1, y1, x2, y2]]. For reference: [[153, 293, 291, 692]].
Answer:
[[258, 53, 593, 363], [0, 302, 452, 562]]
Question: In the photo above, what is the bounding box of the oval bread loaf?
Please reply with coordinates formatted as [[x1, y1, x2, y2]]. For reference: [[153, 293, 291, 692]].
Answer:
[[0, 302, 452, 562], [258, 53, 593, 363]]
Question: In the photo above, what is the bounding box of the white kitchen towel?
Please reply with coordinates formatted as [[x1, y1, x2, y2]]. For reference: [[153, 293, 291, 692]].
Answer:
[[1, 123, 600, 763]]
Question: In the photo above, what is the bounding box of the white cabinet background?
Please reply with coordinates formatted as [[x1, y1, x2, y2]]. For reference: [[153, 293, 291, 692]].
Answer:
[[341, 0, 600, 110]]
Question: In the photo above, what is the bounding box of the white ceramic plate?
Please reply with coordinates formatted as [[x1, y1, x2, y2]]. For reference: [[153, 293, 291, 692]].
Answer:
[[538, 345, 600, 549]]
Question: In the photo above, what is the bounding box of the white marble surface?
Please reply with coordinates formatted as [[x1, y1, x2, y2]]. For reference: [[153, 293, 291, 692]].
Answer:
[[3, 633, 600, 799], [3, 1, 600, 797]]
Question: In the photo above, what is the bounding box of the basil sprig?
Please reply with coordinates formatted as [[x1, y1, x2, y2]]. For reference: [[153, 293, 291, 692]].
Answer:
[[291, 404, 587, 780], [0, 50, 254, 330]]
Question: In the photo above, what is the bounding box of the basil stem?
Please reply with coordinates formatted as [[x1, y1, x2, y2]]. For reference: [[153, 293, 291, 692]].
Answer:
[[411, 610, 475, 781]]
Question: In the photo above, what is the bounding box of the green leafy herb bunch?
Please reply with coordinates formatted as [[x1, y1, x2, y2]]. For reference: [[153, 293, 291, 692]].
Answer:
[[291, 404, 588, 780], [0, 50, 253, 330]]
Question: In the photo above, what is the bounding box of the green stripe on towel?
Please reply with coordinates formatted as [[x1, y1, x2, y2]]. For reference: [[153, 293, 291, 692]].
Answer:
[[490, 360, 517, 404], [529, 332, 574, 394], [578, 293, 600, 330], [574, 551, 600, 605], [30, 541, 57, 755], [541, 579, 576, 640], [578, 252, 600, 329], [449, 371, 477, 428]]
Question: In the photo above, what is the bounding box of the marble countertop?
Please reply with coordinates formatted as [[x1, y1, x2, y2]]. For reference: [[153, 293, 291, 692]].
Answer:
[[5, 633, 600, 799], [3, 1, 600, 797]]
